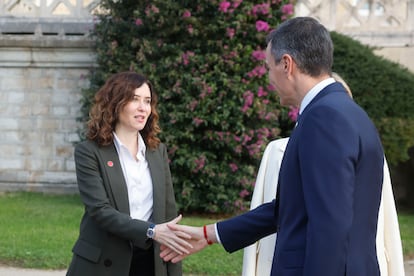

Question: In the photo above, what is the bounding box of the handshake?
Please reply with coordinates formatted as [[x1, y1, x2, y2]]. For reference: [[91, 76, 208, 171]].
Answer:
[[152, 215, 217, 263]]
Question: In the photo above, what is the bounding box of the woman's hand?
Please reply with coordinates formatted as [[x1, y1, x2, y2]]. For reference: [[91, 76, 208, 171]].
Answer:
[[159, 223, 216, 263], [152, 215, 193, 255]]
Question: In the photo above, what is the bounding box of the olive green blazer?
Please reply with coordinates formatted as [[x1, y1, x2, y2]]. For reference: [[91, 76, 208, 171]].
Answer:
[[66, 140, 181, 276]]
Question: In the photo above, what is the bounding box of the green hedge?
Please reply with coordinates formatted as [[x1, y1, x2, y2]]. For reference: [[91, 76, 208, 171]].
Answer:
[[79, 1, 414, 213], [331, 32, 414, 165], [80, 0, 295, 213]]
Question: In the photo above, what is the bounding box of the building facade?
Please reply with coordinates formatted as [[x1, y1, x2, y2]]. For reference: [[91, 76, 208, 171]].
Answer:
[[295, 0, 414, 72]]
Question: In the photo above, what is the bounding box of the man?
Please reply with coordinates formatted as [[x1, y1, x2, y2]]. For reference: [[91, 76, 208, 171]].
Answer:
[[162, 16, 384, 276]]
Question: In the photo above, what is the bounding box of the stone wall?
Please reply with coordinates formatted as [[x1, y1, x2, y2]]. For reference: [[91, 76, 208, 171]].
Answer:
[[0, 35, 95, 193]]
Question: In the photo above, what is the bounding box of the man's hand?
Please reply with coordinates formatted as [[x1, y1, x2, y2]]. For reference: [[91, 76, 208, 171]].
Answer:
[[159, 223, 217, 262]]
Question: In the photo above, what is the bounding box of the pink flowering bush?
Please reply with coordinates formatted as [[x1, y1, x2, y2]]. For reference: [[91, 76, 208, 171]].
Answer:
[[81, 0, 295, 213]]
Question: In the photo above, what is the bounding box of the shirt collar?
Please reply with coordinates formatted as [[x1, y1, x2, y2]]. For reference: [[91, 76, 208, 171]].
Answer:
[[137, 133, 146, 160], [299, 77, 335, 115], [113, 132, 146, 161]]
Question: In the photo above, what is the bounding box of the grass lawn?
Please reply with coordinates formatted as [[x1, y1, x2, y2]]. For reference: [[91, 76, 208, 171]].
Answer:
[[399, 211, 414, 259], [0, 192, 412, 275], [0, 192, 82, 269]]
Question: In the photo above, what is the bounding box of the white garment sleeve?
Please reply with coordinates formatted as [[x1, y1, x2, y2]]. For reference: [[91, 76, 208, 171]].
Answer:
[[376, 157, 405, 276], [242, 138, 289, 276]]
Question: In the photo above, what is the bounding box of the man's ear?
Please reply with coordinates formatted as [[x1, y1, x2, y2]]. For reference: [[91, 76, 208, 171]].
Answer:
[[282, 54, 294, 74]]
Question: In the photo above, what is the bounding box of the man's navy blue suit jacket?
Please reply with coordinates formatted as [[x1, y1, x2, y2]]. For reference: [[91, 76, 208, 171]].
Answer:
[[217, 82, 384, 276]]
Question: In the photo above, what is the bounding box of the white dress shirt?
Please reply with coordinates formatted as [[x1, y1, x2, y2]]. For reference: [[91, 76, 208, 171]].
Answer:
[[299, 77, 335, 115], [113, 132, 153, 221]]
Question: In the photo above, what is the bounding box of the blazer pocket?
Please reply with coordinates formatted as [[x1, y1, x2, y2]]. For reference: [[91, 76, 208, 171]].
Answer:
[[280, 248, 305, 268], [72, 239, 102, 263]]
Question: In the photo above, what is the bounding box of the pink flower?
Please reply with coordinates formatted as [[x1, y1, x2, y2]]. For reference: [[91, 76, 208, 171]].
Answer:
[[193, 155, 206, 173], [288, 106, 299, 122], [187, 24, 194, 34], [247, 65, 267, 78], [267, 84, 276, 91], [239, 189, 250, 198], [145, 4, 159, 15], [233, 0, 243, 8], [215, 131, 224, 141], [257, 86, 267, 97], [264, 111, 276, 121], [242, 133, 252, 144], [241, 90, 254, 113], [182, 10, 191, 18], [188, 99, 198, 111], [247, 144, 260, 157], [226, 28, 235, 38], [168, 145, 178, 156], [219, 1, 231, 12], [200, 84, 213, 99], [181, 51, 195, 65], [135, 18, 143, 26], [251, 3, 270, 15], [281, 3, 294, 16], [193, 117, 204, 126], [256, 20, 270, 32], [252, 50, 266, 61], [151, 5, 159, 13], [229, 163, 238, 172]]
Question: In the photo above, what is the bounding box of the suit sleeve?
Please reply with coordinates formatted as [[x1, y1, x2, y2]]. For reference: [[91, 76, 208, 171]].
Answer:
[[298, 106, 358, 273], [217, 201, 278, 253]]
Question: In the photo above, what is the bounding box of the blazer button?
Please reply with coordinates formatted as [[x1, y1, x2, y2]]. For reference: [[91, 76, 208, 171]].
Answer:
[[104, 259, 112, 267]]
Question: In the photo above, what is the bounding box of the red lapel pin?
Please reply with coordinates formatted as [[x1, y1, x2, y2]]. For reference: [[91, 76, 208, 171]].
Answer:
[[107, 161, 114, 167]]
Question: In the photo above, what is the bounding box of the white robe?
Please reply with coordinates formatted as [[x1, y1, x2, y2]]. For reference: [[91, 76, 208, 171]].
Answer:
[[242, 138, 405, 276]]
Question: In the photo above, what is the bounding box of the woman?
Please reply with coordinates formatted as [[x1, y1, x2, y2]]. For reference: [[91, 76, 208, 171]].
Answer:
[[242, 74, 405, 276], [67, 72, 190, 276]]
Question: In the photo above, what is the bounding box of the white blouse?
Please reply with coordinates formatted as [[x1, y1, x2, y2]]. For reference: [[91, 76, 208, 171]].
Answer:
[[113, 132, 153, 221]]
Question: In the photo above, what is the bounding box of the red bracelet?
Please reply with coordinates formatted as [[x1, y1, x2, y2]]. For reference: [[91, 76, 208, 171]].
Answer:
[[203, 225, 213, 245]]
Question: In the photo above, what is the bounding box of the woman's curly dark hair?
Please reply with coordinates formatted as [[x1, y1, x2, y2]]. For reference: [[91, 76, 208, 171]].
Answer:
[[86, 71, 161, 149]]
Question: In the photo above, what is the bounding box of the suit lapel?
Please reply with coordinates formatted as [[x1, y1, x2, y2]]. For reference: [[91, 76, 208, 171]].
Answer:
[[146, 147, 164, 222], [99, 144, 130, 214], [295, 82, 346, 128]]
